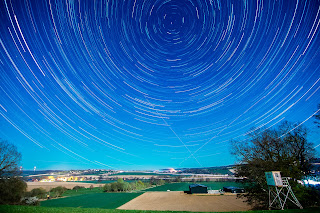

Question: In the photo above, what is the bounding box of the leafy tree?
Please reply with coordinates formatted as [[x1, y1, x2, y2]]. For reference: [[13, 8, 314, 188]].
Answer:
[[231, 121, 316, 209], [136, 180, 145, 190], [158, 179, 165, 185], [117, 178, 125, 191], [174, 176, 181, 182], [0, 177, 27, 204], [0, 139, 26, 204], [111, 182, 119, 191], [72, 185, 84, 192], [123, 182, 131, 191], [103, 183, 112, 192], [130, 182, 136, 190], [29, 187, 47, 199], [50, 186, 67, 197]]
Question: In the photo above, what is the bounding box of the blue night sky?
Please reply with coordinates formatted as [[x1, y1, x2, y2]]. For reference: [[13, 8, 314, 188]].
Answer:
[[0, 0, 320, 171]]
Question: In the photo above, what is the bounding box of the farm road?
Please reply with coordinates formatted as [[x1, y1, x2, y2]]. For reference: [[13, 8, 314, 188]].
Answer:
[[118, 191, 251, 212]]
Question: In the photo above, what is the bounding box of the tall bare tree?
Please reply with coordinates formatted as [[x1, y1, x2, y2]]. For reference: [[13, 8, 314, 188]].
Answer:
[[0, 139, 22, 177], [0, 139, 26, 204]]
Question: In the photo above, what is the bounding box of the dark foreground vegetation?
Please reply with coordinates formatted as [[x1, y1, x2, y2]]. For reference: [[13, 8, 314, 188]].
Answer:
[[231, 121, 320, 209], [1, 205, 320, 213]]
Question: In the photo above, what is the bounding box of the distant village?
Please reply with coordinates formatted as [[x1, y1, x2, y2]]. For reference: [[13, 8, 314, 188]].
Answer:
[[22, 161, 320, 183], [23, 166, 242, 183]]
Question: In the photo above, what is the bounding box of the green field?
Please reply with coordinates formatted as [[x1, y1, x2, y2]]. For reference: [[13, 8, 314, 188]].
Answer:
[[41, 182, 243, 209], [41, 192, 142, 209], [62, 187, 104, 197], [144, 182, 243, 191], [1, 205, 320, 213]]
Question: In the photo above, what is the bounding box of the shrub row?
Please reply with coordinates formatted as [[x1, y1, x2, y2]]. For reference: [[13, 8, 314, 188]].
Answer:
[[103, 179, 152, 192]]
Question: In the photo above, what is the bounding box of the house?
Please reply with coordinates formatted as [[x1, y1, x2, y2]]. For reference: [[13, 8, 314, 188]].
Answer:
[[223, 186, 245, 193], [189, 184, 208, 194]]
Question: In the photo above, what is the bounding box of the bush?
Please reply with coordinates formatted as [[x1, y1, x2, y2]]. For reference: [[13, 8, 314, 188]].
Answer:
[[50, 186, 67, 197], [123, 182, 131, 191], [136, 180, 145, 190], [293, 184, 320, 207], [20, 196, 39, 206], [0, 177, 27, 204], [130, 182, 136, 190], [72, 186, 84, 191], [29, 187, 47, 199], [111, 182, 118, 191], [103, 183, 112, 192], [151, 179, 165, 186]]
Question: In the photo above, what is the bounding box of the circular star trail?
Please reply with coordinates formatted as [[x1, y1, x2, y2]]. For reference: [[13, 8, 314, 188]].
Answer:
[[0, 0, 320, 170]]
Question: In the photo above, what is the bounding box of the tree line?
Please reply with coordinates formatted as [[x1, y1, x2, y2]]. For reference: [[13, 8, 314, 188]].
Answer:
[[103, 179, 151, 192]]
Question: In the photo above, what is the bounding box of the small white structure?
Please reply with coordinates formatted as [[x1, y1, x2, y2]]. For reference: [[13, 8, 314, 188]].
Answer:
[[265, 171, 303, 210]]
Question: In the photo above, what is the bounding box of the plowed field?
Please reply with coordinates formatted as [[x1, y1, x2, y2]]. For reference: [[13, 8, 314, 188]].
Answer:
[[118, 191, 251, 212]]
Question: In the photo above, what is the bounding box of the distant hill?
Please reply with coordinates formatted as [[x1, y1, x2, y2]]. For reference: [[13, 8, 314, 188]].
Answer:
[[21, 170, 64, 176], [178, 165, 235, 175]]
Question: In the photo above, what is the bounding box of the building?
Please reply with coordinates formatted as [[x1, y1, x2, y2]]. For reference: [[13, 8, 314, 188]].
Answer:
[[222, 186, 245, 193], [189, 184, 208, 194]]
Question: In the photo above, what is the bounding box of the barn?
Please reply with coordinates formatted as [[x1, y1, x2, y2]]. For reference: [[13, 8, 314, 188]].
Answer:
[[189, 184, 208, 194]]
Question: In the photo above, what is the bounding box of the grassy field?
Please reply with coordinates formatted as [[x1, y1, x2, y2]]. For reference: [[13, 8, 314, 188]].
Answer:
[[144, 181, 243, 191], [1, 205, 320, 213], [41, 192, 143, 209], [39, 182, 243, 209], [62, 187, 104, 197]]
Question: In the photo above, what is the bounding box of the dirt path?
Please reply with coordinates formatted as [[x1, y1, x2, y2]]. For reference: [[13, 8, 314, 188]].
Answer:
[[27, 182, 104, 191], [118, 191, 251, 212]]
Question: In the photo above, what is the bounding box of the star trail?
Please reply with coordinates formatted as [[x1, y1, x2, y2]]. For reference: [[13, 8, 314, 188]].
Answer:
[[0, 0, 320, 170]]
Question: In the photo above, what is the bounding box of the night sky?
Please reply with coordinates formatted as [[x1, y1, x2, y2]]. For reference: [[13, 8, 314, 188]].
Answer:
[[0, 0, 320, 171]]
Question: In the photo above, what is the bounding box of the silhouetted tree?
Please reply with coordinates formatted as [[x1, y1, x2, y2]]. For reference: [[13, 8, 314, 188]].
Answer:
[[0, 139, 26, 204], [231, 121, 316, 209], [0, 139, 21, 177], [0, 177, 27, 204]]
